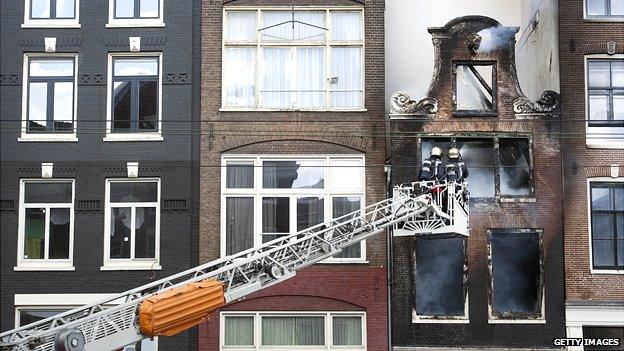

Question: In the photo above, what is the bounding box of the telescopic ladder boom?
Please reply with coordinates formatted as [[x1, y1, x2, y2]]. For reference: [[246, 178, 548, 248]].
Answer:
[[0, 181, 469, 351]]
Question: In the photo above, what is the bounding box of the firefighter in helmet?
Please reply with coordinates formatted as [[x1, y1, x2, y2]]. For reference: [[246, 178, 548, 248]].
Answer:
[[419, 146, 445, 182], [445, 147, 469, 182]]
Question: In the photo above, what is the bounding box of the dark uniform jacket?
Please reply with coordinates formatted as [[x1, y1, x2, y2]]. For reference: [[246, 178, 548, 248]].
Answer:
[[445, 158, 469, 182], [419, 156, 445, 181]]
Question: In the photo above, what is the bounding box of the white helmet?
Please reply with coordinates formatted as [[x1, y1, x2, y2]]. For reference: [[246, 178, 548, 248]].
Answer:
[[430, 146, 443, 157], [448, 147, 460, 159]]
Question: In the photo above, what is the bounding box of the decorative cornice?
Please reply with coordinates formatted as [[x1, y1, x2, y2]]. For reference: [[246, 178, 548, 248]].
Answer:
[[513, 90, 560, 117], [389, 91, 438, 118]]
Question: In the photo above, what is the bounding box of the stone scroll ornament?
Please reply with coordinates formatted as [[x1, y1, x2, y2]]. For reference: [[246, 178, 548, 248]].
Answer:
[[389, 91, 438, 115], [513, 90, 560, 114]]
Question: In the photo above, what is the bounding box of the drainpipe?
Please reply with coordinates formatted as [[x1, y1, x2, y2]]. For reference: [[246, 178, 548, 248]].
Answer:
[[385, 162, 393, 351]]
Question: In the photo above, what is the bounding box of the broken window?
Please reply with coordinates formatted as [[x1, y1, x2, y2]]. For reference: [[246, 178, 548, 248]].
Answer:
[[590, 182, 624, 269], [582, 326, 624, 351], [454, 63, 496, 114], [456, 138, 496, 198], [262, 160, 325, 189], [489, 230, 543, 319], [413, 237, 467, 318], [499, 138, 531, 196]]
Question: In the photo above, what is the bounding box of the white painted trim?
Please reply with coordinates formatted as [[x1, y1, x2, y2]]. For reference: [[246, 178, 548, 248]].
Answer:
[[23, 0, 80, 27], [586, 177, 624, 274], [18, 135, 78, 142], [105, 52, 163, 138], [107, 0, 164, 27], [13, 265, 75, 271], [565, 303, 624, 351]]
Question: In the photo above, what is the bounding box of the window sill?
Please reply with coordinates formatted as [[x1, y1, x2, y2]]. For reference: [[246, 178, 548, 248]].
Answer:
[[103, 134, 163, 142], [100, 264, 162, 271], [22, 22, 81, 28], [19, 134, 78, 142], [319, 259, 369, 264], [590, 269, 624, 275], [412, 318, 470, 324], [219, 107, 368, 113], [488, 318, 546, 324], [14, 265, 75, 271], [586, 140, 624, 149], [106, 21, 165, 28], [583, 17, 624, 22], [499, 197, 536, 203]]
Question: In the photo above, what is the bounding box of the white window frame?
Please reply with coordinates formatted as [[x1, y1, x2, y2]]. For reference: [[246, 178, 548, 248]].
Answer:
[[22, 0, 81, 28], [102, 178, 161, 270], [19, 53, 79, 143], [565, 303, 624, 350], [221, 155, 366, 263], [221, 7, 366, 112], [104, 52, 163, 142], [106, 0, 165, 28], [15, 179, 75, 271], [219, 311, 366, 350], [585, 54, 624, 149], [587, 177, 624, 274], [583, 0, 624, 21]]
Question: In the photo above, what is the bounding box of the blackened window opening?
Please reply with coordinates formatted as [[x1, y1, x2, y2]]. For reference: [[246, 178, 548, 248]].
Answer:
[[587, 59, 624, 127], [590, 182, 624, 270], [454, 63, 497, 115], [112, 57, 159, 133]]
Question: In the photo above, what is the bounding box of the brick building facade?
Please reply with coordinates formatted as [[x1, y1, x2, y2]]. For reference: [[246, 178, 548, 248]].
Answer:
[[198, 1, 387, 350], [388, 16, 565, 349], [558, 0, 624, 346]]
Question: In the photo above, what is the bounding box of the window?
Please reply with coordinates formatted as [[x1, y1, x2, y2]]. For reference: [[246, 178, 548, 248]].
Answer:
[[454, 62, 497, 115], [582, 327, 624, 350], [17, 180, 74, 270], [421, 137, 532, 199], [22, 55, 77, 136], [587, 59, 624, 126], [488, 230, 543, 321], [107, 55, 162, 139], [413, 237, 467, 322], [23, 0, 80, 27], [221, 156, 365, 261], [221, 312, 365, 350], [104, 179, 160, 269], [223, 9, 364, 110], [585, 0, 624, 19], [589, 182, 624, 270], [108, 0, 164, 27]]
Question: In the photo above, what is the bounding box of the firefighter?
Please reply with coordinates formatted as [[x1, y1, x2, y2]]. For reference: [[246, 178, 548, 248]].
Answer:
[[419, 146, 445, 181], [445, 147, 469, 182]]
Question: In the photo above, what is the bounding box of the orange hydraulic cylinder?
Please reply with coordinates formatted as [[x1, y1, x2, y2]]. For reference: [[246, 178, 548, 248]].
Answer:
[[139, 279, 226, 337]]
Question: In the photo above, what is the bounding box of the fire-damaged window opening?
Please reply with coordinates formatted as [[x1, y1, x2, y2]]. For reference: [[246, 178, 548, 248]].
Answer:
[[488, 229, 544, 322], [453, 62, 497, 116], [420, 136, 534, 200], [412, 236, 468, 322]]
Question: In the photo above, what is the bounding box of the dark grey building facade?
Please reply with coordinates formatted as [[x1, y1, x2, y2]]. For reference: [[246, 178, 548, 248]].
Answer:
[[0, 1, 200, 350]]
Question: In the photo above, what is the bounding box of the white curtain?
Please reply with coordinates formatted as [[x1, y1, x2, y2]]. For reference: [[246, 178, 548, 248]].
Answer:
[[296, 197, 324, 231], [225, 11, 257, 42], [331, 47, 362, 108], [225, 197, 254, 255], [261, 48, 291, 108], [224, 48, 256, 107], [297, 48, 325, 108], [224, 316, 254, 346], [261, 316, 324, 346], [332, 317, 362, 346], [226, 164, 254, 188], [261, 11, 325, 42], [331, 11, 362, 41]]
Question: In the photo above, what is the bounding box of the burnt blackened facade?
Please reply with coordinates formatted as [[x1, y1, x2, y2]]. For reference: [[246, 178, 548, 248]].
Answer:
[[0, 1, 200, 350], [388, 16, 565, 349]]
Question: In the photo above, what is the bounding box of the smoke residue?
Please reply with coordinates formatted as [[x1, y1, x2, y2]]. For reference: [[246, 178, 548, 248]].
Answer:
[[477, 25, 515, 53]]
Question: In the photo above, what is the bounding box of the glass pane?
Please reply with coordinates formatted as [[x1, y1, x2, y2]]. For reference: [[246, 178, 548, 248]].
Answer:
[[261, 48, 291, 108], [261, 11, 325, 42], [224, 48, 256, 107], [456, 65, 494, 111], [333, 317, 362, 346], [113, 81, 132, 131], [331, 12, 362, 41], [589, 94, 609, 120], [331, 47, 362, 108], [139, 0, 158, 18], [24, 208, 45, 259], [114, 58, 158, 76], [458, 139, 495, 197], [612, 61, 624, 87], [49, 208, 70, 259], [593, 239, 615, 267], [115, 0, 134, 18], [225, 11, 257, 42], [262, 197, 289, 235], [53, 82, 73, 131], [618, 240, 623, 265], [25, 182, 72, 203], [616, 187, 624, 210], [297, 47, 325, 108], [138, 80, 158, 131], [31, 0, 51, 18], [583, 326, 624, 351], [263, 160, 324, 189], [589, 61, 611, 87], [415, 237, 466, 316], [617, 213, 623, 238], [110, 207, 131, 259], [110, 182, 158, 202], [330, 159, 362, 192], [28, 82, 48, 131], [611, 0, 624, 15], [587, 0, 607, 15], [135, 207, 156, 258], [614, 95, 624, 120], [261, 316, 324, 346], [19, 310, 64, 326], [56, 0, 75, 18], [30, 59, 74, 77], [592, 186, 612, 210], [226, 163, 254, 188], [297, 197, 324, 231], [499, 139, 531, 196], [332, 197, 361, 258], [225, 197, 254, 255], [224, 316, 254, 346], [593, 213, 615, 239], [491, 232, 541, 315]]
